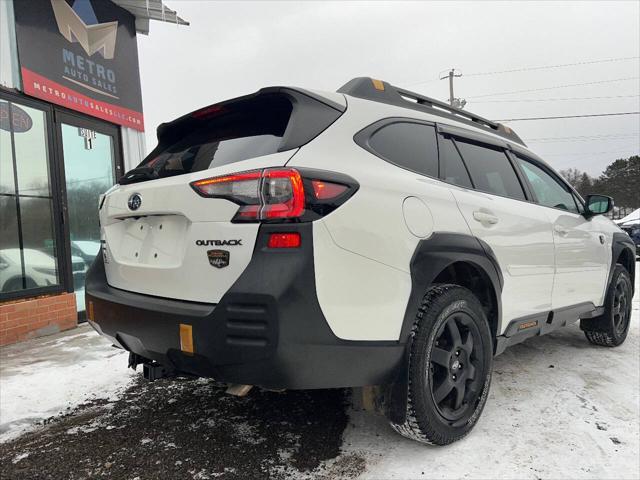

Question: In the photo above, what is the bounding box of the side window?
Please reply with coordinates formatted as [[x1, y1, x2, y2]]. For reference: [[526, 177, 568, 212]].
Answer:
[[367, 122, 438, 177], [438, 136, 473, 188], [454, 140, 526, 200], [515, 156, 580, 214]]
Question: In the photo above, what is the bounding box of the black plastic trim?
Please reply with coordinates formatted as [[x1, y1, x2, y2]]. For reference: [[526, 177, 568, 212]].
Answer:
[[337, 77, 526, 146], [85, 223, 404, 389], [495, 302, 602, 355], [400, 233, 503, 343], [609, 232, 636, 293]]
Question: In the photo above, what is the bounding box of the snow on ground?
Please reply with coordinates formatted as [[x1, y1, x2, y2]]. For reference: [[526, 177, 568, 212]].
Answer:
[[342, 268, 640, 480], [0, 265, 638, 479], [0, 325, 134, 442]]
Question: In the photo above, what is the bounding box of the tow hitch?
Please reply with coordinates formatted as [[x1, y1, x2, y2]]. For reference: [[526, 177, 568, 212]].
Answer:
[[128, 352, 175, 382], [143, 362, 175, 382]]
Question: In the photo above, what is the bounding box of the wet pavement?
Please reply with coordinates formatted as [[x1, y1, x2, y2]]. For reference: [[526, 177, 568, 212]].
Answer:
[[0, 377, 362, 480]]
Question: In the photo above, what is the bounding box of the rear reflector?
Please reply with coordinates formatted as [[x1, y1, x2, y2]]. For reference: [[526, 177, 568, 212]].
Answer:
[[268, 232, 301, 248], [180, 324, 194, 354]]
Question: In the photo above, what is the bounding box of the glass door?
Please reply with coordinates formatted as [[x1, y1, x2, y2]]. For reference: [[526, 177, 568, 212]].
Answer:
[[56, 111, 122, 317]]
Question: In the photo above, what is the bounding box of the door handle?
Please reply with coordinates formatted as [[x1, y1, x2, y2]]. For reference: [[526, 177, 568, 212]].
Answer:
[[473, 211, 499, 225], [553, 225, 569, 237]]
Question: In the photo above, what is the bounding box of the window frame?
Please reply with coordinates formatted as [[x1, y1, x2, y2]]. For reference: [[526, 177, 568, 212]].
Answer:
[[436, 132, 475, 189], [445, 133, 531, 202], [0, 90, 66, 301], [353, 117, 440, 180], [53, 109, 123, 294], [510, 152, 585, 215]]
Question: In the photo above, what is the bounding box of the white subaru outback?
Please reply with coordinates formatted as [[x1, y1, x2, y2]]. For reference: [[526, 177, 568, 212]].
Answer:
[[86, 77, 636, 445]]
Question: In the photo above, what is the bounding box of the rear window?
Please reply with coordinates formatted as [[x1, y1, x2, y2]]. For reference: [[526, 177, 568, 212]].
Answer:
[[366, 122, 439, 177], [141, 95, 293, 179]]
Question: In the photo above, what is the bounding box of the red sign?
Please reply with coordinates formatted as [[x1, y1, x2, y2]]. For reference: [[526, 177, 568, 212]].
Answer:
[[21, 68, 144, 131]]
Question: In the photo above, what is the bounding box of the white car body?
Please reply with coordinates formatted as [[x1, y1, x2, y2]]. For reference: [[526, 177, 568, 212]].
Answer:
[[85, 77, 636, 445]]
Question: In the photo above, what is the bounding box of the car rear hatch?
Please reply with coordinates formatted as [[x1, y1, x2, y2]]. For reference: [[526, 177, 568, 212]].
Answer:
[[99, 88, 345, 304]]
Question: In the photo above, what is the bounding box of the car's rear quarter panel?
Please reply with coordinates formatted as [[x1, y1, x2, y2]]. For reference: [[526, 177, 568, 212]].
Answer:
[[288, 96, 473, 341]]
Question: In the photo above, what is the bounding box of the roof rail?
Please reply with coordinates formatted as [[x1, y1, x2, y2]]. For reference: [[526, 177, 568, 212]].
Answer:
[[337, 77, 526, 147]]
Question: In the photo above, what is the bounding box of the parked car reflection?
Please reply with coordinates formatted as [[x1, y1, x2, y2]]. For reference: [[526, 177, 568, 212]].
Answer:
[[70, 240, 101, 266], [0, 248, 85, 293]]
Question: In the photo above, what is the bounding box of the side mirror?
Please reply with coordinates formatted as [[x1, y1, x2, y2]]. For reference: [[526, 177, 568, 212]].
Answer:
[[585, 194, 613, 217]]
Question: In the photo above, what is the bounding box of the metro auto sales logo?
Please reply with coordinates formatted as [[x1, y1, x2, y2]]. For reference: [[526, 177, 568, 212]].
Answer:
[[51, 0, 119, 99]]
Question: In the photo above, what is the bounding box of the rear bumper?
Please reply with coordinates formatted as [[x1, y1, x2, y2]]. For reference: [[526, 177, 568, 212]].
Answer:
[[86, 223, 404, 389]]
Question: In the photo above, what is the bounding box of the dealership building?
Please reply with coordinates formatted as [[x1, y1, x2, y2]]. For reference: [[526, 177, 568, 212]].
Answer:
[[0, 0, 186, 345]]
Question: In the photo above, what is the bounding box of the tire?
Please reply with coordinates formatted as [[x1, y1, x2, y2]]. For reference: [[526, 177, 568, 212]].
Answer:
[[581, 264, 633, 347], [2, 276, 39, 292], [390, 284, 493, 445]]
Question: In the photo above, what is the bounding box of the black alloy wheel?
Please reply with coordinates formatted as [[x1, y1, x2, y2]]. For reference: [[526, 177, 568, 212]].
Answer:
[[429, 312, 484, 426]]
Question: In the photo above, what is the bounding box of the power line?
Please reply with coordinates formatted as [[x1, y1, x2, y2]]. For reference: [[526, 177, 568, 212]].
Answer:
[[494, 112, 640, 122], [471, 94, 640, 104], [526, 133, 639, 140], [467, 77, 640, 99], [526, 135, 639, 143], [464, 56, 640, 77], [538, 149, 639, 157], [404, 56, 640, 87]]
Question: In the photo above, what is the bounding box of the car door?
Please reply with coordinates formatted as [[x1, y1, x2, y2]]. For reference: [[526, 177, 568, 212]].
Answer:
[[442, 135, 556, 329], [513, 155, 610, 309]]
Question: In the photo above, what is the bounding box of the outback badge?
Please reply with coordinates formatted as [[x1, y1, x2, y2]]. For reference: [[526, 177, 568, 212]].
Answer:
[[207, 249, 229, 269]]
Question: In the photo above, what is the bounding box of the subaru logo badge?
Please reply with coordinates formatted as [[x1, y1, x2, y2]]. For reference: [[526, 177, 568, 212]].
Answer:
[[128, 193, 142, 211]]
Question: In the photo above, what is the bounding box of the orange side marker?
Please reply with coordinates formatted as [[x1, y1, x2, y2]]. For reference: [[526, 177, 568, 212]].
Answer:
[[180, 324, 194, 354]]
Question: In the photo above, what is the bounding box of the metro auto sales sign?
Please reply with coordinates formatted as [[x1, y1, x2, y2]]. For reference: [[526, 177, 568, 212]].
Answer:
[[14, 0, 144, 131]]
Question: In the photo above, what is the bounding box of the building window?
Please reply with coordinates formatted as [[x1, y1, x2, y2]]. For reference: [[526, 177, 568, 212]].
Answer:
[[0, 100, 60, 296]]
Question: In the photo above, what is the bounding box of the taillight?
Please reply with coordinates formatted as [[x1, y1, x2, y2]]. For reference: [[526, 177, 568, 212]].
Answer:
[[311, 180, 348, 200], [190, 168, 358, 222], [191, 168, 305, 222]]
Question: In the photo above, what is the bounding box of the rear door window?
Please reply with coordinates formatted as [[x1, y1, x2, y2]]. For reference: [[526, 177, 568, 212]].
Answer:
[[454, 140, 526, 200], [366, 122, 438, 177], [516, 156, 581, 214], [438, 136, 473, 188]]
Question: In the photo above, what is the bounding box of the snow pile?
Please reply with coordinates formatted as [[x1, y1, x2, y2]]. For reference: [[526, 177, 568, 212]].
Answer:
[[0, 325, 135, 442]]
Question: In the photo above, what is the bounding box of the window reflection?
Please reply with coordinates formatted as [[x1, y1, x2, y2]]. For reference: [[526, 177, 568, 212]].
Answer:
[[0, 100, 59, 295], [61, 124, 115, 313]]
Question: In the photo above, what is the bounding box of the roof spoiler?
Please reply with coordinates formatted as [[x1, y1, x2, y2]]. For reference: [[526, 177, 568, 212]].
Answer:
[[337, 77, 526, 147]]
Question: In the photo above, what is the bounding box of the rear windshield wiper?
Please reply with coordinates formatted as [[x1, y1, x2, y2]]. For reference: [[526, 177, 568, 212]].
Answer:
[[119, 166, 159, 185]]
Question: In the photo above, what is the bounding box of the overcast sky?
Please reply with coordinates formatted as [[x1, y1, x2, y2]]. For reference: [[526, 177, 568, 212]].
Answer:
[[137, 1, 640, 176]]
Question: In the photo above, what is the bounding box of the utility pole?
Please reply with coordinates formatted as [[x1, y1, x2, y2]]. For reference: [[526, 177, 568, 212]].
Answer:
[[439, 68, 466, 109]]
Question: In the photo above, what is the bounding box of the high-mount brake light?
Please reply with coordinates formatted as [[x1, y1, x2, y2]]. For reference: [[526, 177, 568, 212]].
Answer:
[[191, 105, 225, 119], [190, 168, 305, 222]]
